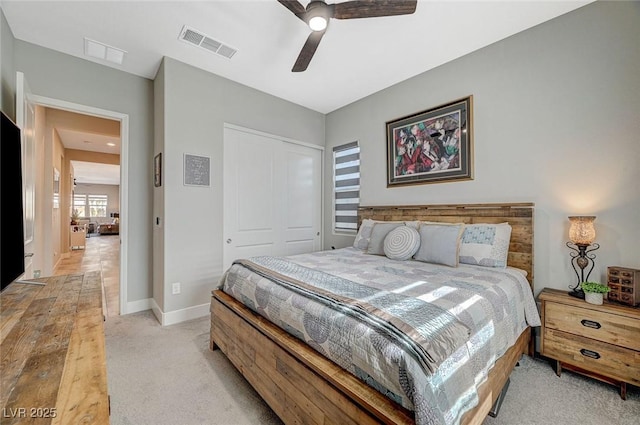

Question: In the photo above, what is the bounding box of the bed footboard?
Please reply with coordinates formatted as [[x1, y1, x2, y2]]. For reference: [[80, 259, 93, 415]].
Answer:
[[210, 289, 530, 425]]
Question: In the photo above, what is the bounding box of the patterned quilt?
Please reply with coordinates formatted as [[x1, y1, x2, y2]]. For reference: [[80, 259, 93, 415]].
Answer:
[[217, 247, 541, 425]]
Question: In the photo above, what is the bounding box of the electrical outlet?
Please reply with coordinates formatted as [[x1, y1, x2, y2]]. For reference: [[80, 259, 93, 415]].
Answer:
[[172, 282, 181, 295]]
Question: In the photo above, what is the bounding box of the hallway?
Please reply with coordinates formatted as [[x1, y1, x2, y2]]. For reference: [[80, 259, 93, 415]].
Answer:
[[53, 233, 120, 317]]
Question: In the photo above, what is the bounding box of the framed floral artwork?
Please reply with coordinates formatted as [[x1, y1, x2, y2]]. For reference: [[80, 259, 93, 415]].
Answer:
[[386, 96, 473, 186]]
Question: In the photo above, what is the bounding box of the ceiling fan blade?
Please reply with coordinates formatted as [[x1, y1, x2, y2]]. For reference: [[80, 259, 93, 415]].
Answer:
[[332, 0, 417, 19], [277, 0, 307, 21], [292, 30, 326, 72]]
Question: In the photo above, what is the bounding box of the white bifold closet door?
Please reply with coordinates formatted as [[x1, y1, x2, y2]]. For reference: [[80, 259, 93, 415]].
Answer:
[[223, 126, 322, 271]]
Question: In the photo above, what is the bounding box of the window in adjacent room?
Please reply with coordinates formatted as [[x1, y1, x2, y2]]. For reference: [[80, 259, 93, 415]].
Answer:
[[73, 194, 87, 217], [88, 194, 108, 218], [333, 141, 360, 233]]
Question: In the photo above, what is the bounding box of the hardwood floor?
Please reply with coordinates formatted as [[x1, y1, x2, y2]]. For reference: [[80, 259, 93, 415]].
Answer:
[[53, 233, 120, 317]]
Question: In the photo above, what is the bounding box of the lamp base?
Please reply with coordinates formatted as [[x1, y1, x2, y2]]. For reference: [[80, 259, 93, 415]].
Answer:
[[568, 288, 585, 299]]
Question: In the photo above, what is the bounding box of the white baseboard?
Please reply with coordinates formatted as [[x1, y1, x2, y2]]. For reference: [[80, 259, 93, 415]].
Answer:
[[150, 298, 163, 324], [125, 298, 152, 315], [150, 299, 209, 326]]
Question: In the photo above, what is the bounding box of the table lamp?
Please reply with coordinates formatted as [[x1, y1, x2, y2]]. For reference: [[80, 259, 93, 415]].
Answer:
[[566, 216, 599, 299]]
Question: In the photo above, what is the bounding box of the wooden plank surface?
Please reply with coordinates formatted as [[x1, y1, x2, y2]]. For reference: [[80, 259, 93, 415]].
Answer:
[[359, 203, 535, 286], [0, 272, 109, 424]]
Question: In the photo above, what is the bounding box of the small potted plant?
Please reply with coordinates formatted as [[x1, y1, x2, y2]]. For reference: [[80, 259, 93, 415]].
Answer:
[[581, 281, 610, 305], [71, 209, 80, 225]]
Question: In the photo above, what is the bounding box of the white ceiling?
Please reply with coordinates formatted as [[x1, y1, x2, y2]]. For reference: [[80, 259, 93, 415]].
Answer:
[[2, 0, 594, 114], [56, 128, 120, 154], [71, 160, 120, 185], [62, 129, 121, 185]]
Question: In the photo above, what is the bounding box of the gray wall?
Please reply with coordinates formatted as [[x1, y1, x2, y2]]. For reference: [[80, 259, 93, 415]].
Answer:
[[0, 7, 15, 119], [158, 57, 325, 315], [13, 40, 154, 304], [324, 1, 640, 295]]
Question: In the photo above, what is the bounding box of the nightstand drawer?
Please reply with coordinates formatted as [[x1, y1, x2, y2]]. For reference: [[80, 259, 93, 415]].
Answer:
[[543, 328, 640, 385], [545, 302, 640, 351]]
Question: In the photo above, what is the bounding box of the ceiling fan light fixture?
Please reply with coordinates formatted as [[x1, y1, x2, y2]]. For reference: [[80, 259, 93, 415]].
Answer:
[[308, 16, 327, 31], [278, 0, 418, 72]]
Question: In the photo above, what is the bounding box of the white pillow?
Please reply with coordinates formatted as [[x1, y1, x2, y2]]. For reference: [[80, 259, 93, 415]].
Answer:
[[459, 223, 512, 268], [353, 219, 377, 250], [383, 226, 420, 260]]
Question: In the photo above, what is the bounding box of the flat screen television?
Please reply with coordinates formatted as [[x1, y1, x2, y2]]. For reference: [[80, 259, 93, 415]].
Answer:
[[1, 110, 26, 291]]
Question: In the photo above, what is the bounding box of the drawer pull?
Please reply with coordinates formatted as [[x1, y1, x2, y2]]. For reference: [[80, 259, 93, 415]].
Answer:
[[580, 319, 601, 329], [580, 349, 601, 360]]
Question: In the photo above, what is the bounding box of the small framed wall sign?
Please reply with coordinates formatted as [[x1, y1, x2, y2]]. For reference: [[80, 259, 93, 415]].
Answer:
[[154, 153, 162, 187], [184, 153, 210, 187]]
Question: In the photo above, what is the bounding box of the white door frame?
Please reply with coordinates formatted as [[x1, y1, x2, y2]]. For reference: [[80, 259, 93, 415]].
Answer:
[[31, 94, 129, 315], [16, 72, 36, 280]]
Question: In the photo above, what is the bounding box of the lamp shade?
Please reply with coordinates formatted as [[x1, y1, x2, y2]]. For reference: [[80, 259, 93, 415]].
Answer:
[[568, 216, 596, 245]]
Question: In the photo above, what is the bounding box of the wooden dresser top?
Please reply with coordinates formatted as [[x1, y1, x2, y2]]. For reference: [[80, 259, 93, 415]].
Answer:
[[539, 288, 640, 320], [0, 272, 109, 424]]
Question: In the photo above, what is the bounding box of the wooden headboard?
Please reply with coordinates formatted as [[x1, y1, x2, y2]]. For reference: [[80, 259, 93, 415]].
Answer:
[[358, 203, 534, 288]]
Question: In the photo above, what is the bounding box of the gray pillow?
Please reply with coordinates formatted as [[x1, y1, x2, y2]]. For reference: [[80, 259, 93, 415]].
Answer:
[[413, 223, 464, 267], [367, 222, 404, 255]]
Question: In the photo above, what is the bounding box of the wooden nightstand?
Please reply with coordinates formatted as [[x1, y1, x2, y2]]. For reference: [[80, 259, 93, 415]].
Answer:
[[538, 288, 640, 399]]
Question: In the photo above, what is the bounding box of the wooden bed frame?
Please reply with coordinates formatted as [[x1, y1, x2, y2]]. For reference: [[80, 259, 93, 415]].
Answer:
[[211, 203, 534, 425]]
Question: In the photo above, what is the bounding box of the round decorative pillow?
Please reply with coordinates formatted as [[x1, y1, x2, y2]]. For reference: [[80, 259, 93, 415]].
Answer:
[[383, 226, 420, 261]]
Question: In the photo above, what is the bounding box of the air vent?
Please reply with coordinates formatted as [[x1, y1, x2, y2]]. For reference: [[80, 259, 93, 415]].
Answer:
[[178, 26, 237, 59], [84, 38, 127, 65]]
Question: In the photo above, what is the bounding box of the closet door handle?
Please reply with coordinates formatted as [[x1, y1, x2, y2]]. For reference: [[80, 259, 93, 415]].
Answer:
[[580, 349, 601, 360], [581, 319, 601, 329], [226, 239, 232, 244]]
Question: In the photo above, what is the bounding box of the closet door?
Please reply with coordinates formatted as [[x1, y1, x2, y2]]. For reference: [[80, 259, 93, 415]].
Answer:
[[223, 126, 322, 271], [281, 141, 322, 256]]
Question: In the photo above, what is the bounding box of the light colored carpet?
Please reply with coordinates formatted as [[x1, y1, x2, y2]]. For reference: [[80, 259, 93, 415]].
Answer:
[[104, 311, 281, 425], [105, 311, 639, 425]]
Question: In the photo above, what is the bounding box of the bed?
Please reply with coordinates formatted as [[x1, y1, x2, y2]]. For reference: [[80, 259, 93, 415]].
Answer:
[[210, 203, 539, 425]]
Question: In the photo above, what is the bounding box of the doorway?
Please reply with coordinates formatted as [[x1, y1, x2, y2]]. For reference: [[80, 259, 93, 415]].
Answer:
[[23, 87, 129, 316]]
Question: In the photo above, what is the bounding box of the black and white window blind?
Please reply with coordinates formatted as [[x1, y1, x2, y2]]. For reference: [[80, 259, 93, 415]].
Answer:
[[333, 142, 360, 232]]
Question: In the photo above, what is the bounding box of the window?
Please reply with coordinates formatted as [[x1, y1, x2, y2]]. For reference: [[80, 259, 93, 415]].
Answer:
[[73, 194, 108, 218], [333, 142, 360, 233], [73, 194, 87, 217], [88, 195, 108, 218]]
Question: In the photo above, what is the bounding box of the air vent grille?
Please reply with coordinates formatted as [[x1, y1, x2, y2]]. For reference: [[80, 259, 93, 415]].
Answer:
[[182, 29, 204, 45], [217, 45, 237, 59], [178, 26, 237, 60], [201, 38, 222, 53]]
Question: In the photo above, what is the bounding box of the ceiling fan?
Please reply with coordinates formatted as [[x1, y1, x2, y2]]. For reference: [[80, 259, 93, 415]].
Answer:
[[277, 0, 418, 72]]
